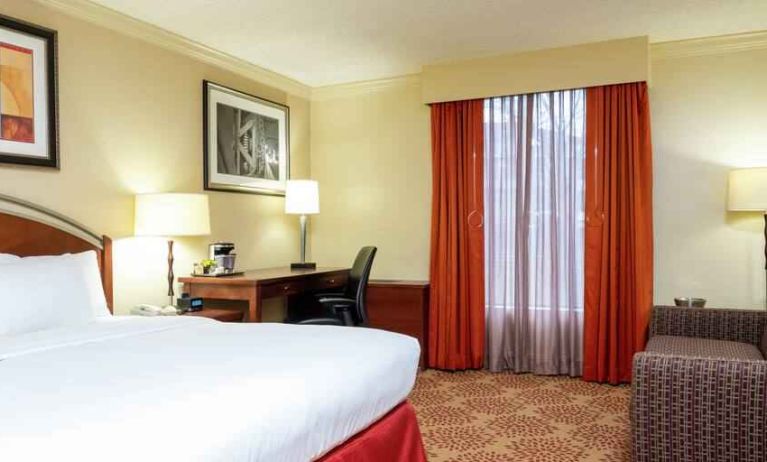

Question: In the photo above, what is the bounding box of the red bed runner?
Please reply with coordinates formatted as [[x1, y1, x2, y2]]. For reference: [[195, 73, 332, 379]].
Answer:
[[317, 401, 427, 462]]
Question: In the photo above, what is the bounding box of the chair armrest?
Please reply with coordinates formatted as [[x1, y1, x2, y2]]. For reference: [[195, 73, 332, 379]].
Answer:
[[318, 297, 356, 311], [314, 292, 344, 300], [632, 352, 767, 462], [650, 305, 767, 345], [296, 317, 345, 326]]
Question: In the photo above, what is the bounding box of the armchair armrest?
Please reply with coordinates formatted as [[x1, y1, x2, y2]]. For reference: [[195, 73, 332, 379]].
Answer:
[[632, 352, 767, 462], [650, 305, 767, 346]]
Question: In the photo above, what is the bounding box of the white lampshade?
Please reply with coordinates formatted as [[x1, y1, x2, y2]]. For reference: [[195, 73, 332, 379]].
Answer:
[[285, 180, 319, 215], [135, 193, 211, 237], [728, 168, 767, 212]]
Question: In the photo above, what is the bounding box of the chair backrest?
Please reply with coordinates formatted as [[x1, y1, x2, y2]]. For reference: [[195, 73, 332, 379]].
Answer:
[[344, 246, 377, 326]]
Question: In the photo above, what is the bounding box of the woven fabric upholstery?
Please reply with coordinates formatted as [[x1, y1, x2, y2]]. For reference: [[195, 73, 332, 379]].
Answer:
[[646, 335, 764, 361], [761, 329, 767, 359], [650, 305, 767, 346], [632, 354, 767, 462], [633, 306, 767, 462]]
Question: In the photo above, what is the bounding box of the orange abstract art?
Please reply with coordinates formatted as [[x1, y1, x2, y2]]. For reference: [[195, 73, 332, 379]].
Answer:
[[0, 42, 35, 143]]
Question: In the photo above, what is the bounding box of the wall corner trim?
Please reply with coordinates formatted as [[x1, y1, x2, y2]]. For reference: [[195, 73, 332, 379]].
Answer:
[[33, 0, 312, 98], [651, 30, 767, 61]]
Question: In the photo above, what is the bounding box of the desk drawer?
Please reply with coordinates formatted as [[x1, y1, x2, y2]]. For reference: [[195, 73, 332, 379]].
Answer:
[[261, 280, 306, 299], [187, 284, 248, 300], [309, 273, 348, 291]]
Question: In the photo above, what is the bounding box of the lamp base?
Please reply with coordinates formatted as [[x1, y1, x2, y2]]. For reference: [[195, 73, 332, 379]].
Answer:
[[291, 262, 317, 269]]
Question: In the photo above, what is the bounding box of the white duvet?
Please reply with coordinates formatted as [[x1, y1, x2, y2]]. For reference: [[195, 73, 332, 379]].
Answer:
[[0, 317, 420, 462]]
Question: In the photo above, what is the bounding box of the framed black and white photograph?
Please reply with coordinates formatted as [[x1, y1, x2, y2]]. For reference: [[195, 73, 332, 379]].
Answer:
[[0, 15, 58, 168], [203, 80, 289, 195]]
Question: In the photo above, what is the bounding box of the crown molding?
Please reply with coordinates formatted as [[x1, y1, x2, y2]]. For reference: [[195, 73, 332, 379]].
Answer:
[[651, 30, 767, 60], [311, 74, 421, 101], [35, 1, 767, 97], [33, 0, 311, 98]]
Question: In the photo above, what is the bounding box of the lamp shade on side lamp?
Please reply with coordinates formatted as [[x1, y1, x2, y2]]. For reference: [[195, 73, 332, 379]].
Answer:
[[135, 193, 211, 237], [728, 168, 767, 212], [285, 180, 319, 269], [728, 167, 767, 310], [135, 193, 211, 304]]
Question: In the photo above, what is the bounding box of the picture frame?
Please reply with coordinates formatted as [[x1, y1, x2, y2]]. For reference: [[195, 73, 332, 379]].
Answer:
[[0, 14, 59, 168], [203, 80, 290, 196]]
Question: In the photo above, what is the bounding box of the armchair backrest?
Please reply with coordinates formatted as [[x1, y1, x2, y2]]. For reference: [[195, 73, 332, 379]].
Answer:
[[344, 246, 377, 326], [650, 305, 767, 347]]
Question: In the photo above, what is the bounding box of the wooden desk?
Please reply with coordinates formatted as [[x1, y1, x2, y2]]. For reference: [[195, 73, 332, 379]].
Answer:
[[179, 267, 350, 322]]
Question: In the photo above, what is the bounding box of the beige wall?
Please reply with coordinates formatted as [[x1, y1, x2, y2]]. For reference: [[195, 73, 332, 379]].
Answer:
[[422, 37, 649, 103], [310, 37, 767, 309], [3, 0, 765, 312], [0, 0, 310, 317], [310, 76, 431, 279], [651, 46, 767, 309]]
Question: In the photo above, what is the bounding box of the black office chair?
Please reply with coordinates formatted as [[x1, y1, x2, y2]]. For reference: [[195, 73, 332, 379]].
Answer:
[[290, 246, 377, 327]]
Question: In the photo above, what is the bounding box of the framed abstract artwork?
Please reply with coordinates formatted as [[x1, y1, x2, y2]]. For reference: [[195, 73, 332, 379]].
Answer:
[[203, 80, 290, 195], [0, 15, 58, 168]]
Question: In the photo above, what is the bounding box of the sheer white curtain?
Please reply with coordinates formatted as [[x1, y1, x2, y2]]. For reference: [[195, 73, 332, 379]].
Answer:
[[484, 90, 585, 375]]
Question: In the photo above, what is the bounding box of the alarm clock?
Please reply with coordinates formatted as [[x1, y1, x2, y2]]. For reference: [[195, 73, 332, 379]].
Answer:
[[177, 296, 204, 312]]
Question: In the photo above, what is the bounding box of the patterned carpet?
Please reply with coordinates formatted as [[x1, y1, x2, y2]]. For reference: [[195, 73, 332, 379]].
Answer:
[[409, 370, 631, 462]]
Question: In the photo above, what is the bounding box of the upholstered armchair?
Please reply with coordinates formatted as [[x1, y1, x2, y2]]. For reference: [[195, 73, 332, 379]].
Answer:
[[632, 306, 767, 462]]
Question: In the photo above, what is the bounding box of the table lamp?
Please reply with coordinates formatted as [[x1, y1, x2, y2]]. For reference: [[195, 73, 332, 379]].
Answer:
[[285, 180, 319, 269], [728, 167, 767, 309], [135, 193, 211, 305]]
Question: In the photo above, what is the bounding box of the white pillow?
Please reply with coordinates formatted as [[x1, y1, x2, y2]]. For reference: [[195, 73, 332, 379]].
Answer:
[[0, 251, 110, 336], [0, 251, 110, 318], [0, 254, 21, 264]]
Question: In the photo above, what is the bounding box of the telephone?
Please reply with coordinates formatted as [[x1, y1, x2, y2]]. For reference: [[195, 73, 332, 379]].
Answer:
[[131, 304, 178, 316]]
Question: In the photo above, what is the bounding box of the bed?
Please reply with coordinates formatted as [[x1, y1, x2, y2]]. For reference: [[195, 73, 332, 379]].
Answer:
[[0, 194, 427, 462]]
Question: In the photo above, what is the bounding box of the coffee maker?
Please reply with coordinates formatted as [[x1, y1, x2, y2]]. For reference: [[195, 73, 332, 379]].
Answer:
[[209, 242, 236, 273]]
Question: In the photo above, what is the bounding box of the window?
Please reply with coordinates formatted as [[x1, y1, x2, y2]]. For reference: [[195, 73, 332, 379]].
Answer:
[[483, 90, 585, 374]]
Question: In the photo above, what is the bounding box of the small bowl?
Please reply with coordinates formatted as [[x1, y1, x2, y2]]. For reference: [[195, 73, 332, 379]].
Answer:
[[674, 297, 706, 308]]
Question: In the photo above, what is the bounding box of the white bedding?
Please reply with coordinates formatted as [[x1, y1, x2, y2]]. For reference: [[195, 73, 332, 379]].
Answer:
[[0, 317, 420, 461]]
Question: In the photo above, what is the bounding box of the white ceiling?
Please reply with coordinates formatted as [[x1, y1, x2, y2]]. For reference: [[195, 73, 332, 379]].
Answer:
[[91, 0, 767, 87]]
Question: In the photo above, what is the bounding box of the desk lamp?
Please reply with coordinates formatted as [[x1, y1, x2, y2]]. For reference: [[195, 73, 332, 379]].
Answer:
[[285, 180, 319, 269]]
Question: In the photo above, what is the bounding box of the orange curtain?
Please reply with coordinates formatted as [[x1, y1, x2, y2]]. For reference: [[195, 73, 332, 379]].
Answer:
[[428, 100, 485, 370], [583, 82, 654, 384]]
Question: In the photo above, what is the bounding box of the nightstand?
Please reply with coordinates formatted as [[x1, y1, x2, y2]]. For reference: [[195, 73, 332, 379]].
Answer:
[[182, 308, 243, 322]]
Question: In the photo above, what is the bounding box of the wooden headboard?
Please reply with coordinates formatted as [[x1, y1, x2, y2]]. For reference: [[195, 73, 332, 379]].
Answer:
[[0, 194, 113, 312]]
